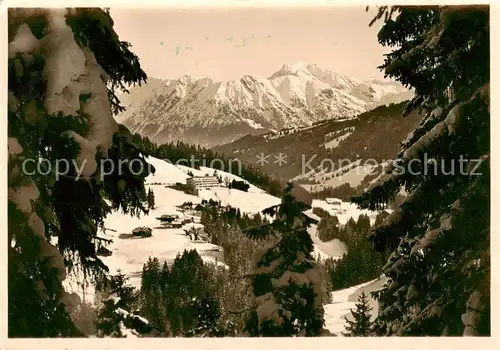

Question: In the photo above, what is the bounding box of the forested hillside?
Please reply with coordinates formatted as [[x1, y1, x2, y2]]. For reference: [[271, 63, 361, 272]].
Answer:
[[214, 101, 421, 180]]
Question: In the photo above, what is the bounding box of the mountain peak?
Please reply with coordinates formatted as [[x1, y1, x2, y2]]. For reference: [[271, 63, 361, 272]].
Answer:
[[269, 61, 317, 79], [288, 60, 316, 70]]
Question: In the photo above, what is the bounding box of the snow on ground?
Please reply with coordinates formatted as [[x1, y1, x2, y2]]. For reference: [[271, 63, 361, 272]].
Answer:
[[309, 199, 384, 226], [305, 209, 347, 259], [308, 223, 347, 260], [294, 158, 362, 182], [245, 118, 264, 129], [176, 164, 207, 177], [304, 207, 389, 336], [63, 157, 386, 335], [64, 186, 217, 300], [100, 197, 225, 285], [323, 131, 353, 149], [324, 277, 387, 335], [302, 163, 377, 192], [144, 156, 189, 185], [199, 187, 280, 214], [65, 158, 280, 301]]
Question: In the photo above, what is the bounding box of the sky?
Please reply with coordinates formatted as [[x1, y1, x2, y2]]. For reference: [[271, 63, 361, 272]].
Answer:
[[110, 6, 391, 82]]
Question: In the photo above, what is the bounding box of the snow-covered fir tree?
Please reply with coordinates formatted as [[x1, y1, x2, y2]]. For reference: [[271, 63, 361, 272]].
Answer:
[[94, 271, 152, 337], [242, 183, 329, 336], [353, 6, 490, 336], [342, 291, 373, 336], [8, 8, 150, 336]]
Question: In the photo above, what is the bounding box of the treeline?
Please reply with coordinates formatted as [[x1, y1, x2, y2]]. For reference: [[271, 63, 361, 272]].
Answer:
[[213, 101, 420, 181], [79, 250, 239, 337], [197, 198, 268, 245], [74, 189, 338, 337], [311, 183, 360, 202], [139, 251, 237, 337], [72, 199, 271, 337], [315, 210, 390, 291], [69, 195, 392, 337], [311, 182, 406, 210], [141, 186, 335, 336], [130, 134, 283, 196]]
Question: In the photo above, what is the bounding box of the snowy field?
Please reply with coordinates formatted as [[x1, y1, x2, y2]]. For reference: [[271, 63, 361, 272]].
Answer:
[[324, 277, 387, 335], [300, 165, 377, 192], [64, 156, 385, 335], [309, 199, 390, 226]]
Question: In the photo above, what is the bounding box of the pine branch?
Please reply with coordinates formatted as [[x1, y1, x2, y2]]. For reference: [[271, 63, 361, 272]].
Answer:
[[261, 205, 279, 217], [401, 297, 444, 333]]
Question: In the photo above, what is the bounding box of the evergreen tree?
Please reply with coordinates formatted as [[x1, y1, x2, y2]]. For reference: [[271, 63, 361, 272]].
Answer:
[[138, 258, 171, 336], [184, 294, 223, 337], [353, 6, 490, 336], [317, 215, 340, 242], [154, 249, 222, 336], [8, 8, 149, 336], [242, 183, 327, 336], [95, 271, 152, 337], [356, 214, 371, 235], [69, 301, 98, 336], [342, 291, 373, 336], [341, 220, 356, 247], [147, 188, 155, 210], [327, 217, 386, 291]]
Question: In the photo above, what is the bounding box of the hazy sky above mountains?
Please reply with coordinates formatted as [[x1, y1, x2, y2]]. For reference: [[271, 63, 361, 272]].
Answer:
[[111, 6, 390, 82]]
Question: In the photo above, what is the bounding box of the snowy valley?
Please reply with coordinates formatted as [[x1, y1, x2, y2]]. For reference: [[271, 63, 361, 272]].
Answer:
[[64, 156, 387, 336]]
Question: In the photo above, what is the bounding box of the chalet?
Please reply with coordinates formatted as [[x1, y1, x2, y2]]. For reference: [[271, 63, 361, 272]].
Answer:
[[132, 226, 152, 237], [156, 214, 179, 223], [325, 198, 342, 206]]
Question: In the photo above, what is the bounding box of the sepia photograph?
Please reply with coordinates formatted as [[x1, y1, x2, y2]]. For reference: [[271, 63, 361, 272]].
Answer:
[[4, 2, 492, 342]]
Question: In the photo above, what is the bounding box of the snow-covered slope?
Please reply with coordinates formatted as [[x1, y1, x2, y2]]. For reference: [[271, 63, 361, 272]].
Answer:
[[324, 277, 387, 335], [117, 61, 413, 147], [144, 155, 190, 184], [298, 160, 379, 191], [307, 223, 347, 260], [308, 198, 390, 226], [64, 157, 386, 335], [213, 101, 421, 182], [64, 157, 281, 299]]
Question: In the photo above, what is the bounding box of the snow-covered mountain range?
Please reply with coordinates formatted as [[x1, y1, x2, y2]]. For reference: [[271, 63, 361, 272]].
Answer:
[[116, 61, 413, 147]]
